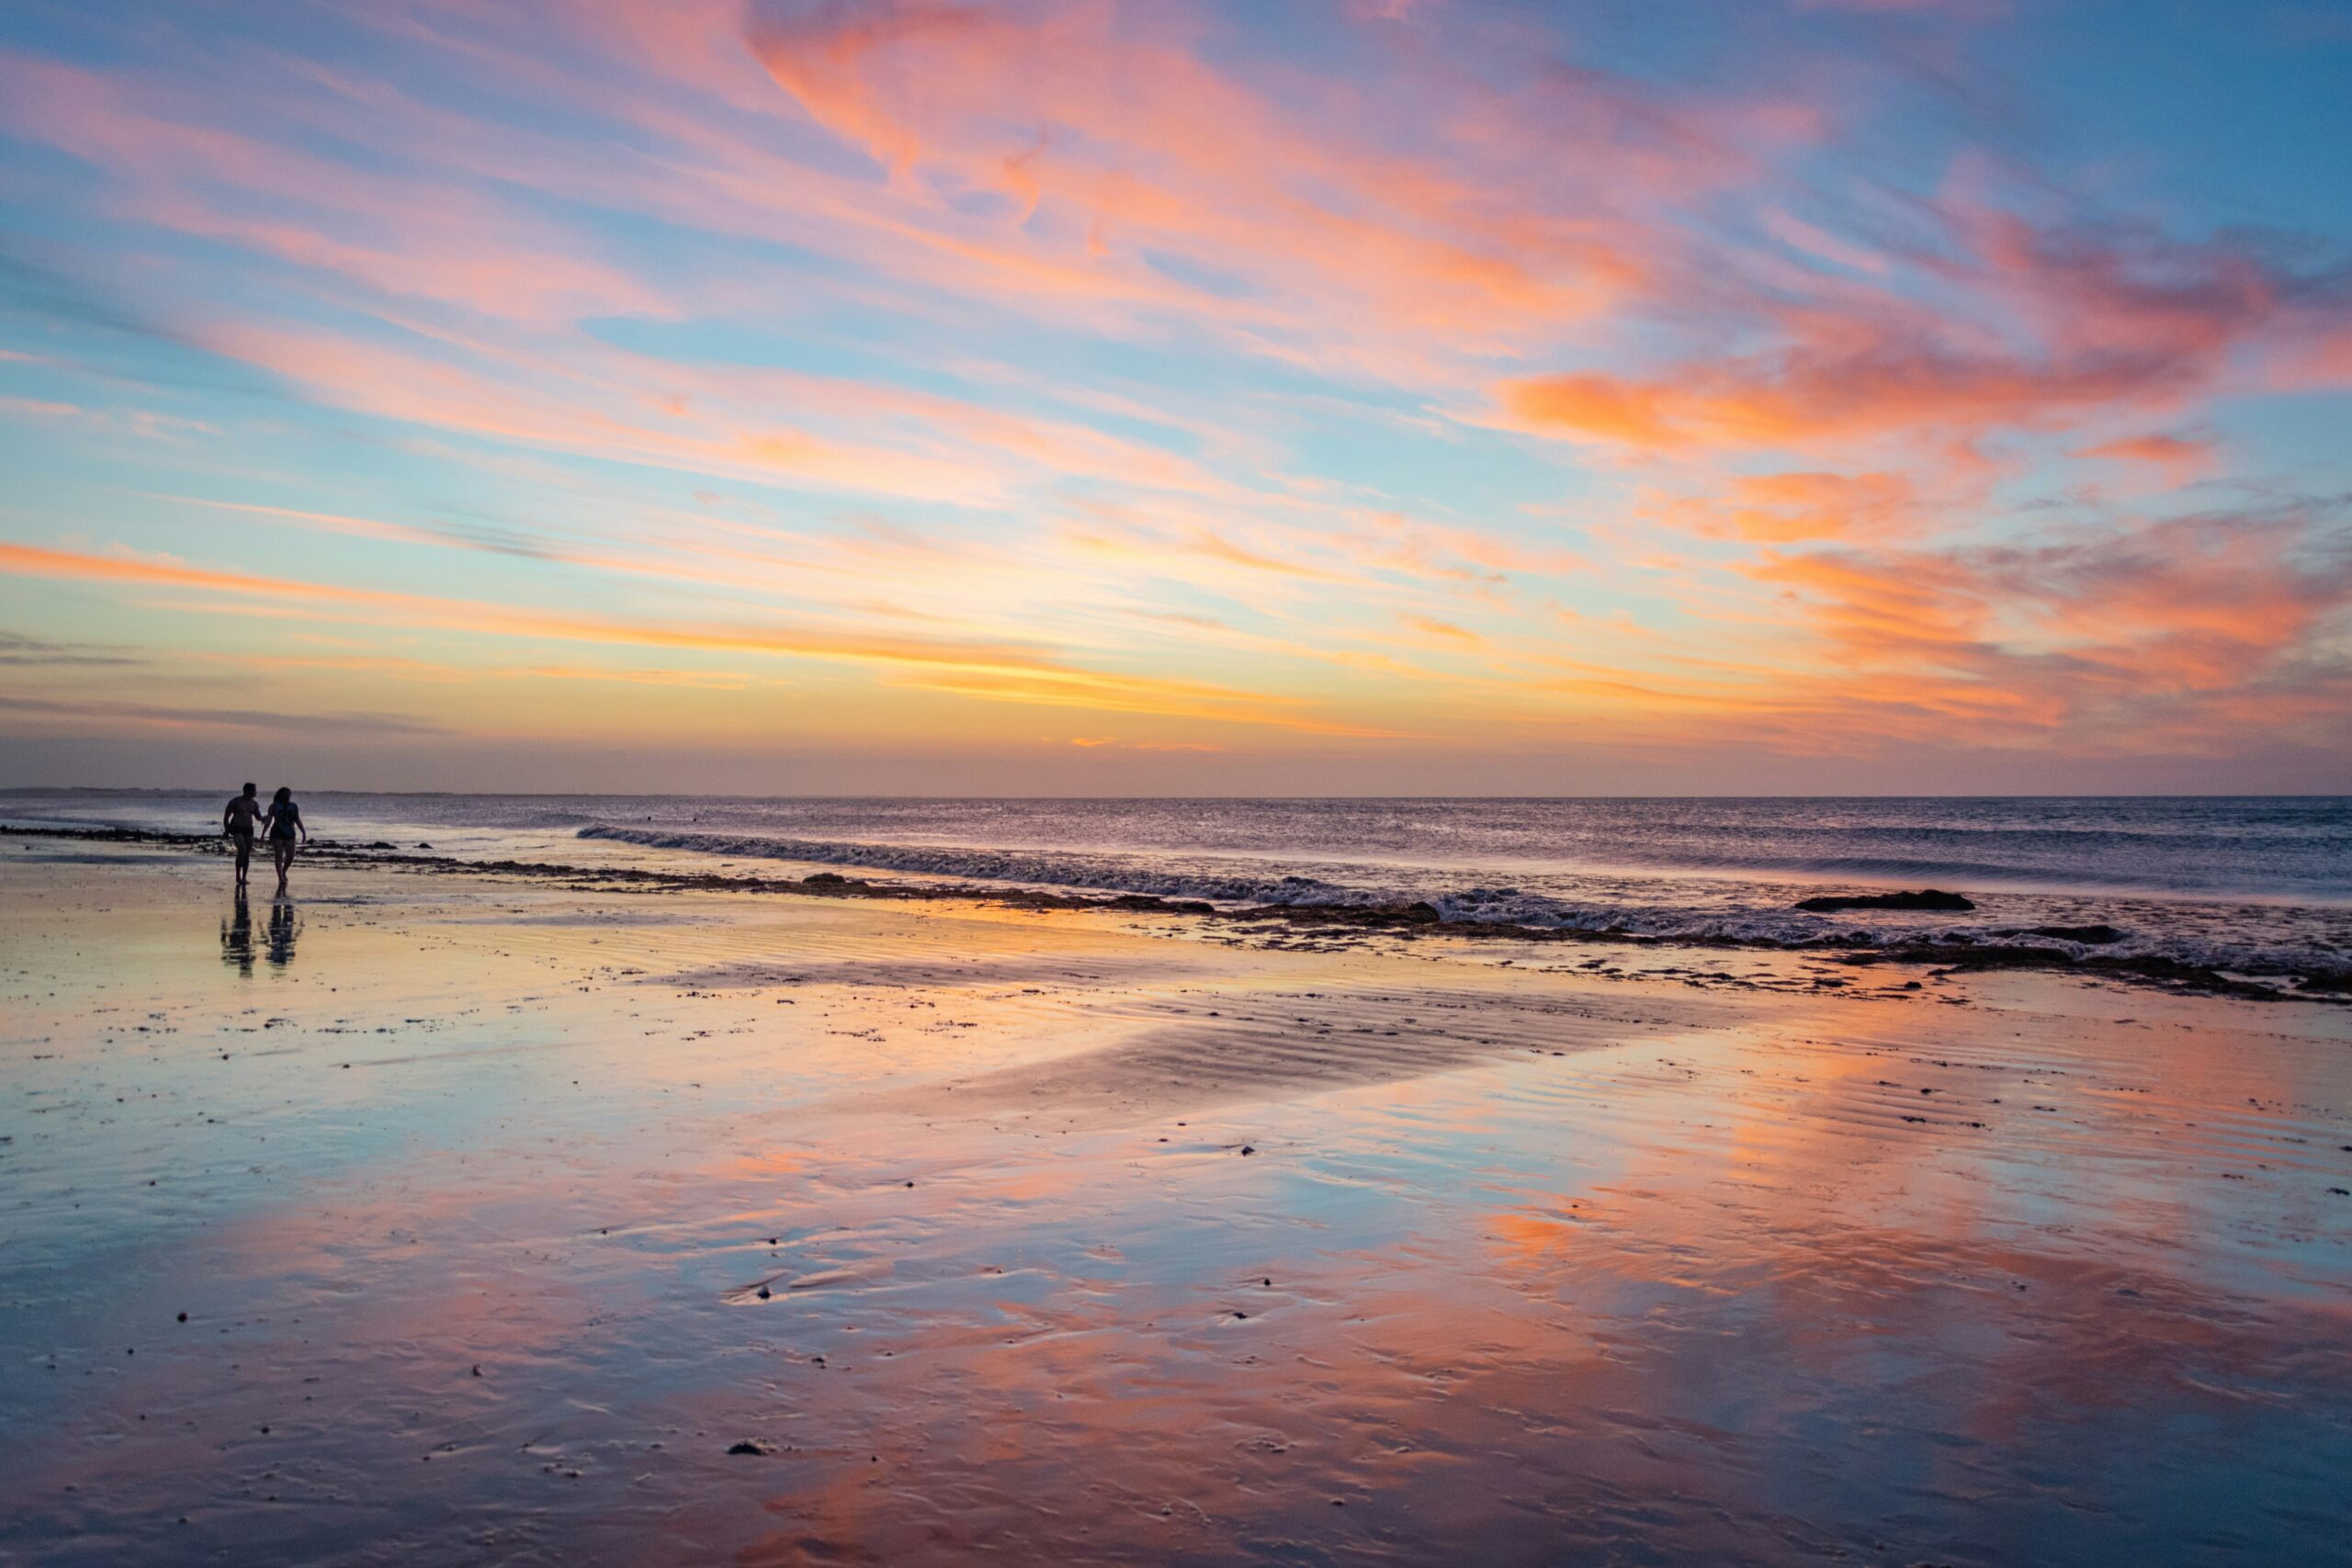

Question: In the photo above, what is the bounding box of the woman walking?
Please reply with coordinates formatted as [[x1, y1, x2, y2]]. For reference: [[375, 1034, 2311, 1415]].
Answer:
[[262, 786, 308, 897]]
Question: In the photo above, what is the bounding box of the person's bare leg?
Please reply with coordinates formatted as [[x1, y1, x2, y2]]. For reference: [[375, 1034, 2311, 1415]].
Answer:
[[274, 840, 292, 897]]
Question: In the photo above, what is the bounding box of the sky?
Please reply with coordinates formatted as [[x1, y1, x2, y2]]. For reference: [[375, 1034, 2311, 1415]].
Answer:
[[2, 0, 2349, 795]]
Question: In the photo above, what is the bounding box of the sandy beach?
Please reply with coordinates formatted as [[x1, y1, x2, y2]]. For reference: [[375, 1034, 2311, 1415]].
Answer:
[[4, 837, 2350, 1565]]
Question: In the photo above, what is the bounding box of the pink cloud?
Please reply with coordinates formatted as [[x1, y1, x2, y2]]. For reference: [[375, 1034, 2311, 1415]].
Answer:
[[1498, 300, 2226, 458], [1645, 470, 1927, 544], [2073, 433, 2219, 485], [0, 53, 669, 322], [732, 0, 1814, 360]]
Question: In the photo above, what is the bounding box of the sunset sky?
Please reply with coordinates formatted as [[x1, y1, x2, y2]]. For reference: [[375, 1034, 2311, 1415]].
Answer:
[[3, 0, 2349, 794]]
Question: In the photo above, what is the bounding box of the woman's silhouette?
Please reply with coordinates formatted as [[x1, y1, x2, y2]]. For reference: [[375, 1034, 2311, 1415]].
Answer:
[[267, 900, 299, 966], [262, 786, 308, 897]]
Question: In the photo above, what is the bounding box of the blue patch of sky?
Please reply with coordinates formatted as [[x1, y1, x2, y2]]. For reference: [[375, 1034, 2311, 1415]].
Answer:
[[2212, 389, 2352, 491], [1973, 0, 2352, 240], [1137, 248, 1267, 302], [1277, 404, 1613, 528]]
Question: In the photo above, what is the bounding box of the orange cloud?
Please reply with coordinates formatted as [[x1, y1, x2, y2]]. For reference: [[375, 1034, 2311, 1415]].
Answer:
[[1499, 209, 2303, 464], [1499, 319, 2203, 457], [1719, 507, 2352, 749], [1396, 613, 1484, 648], [1643, 470, 1925, 544]]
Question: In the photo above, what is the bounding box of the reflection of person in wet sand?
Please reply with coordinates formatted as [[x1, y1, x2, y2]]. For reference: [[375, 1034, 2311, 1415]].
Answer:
[[261, 786, 307, 897], [267, 900, 298, 967], [221, 896, 255, 976], [222, 783, 263, 892]]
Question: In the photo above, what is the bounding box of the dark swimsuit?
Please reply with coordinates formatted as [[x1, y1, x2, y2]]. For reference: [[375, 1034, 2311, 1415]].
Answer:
[[270, 803, 301, 841]]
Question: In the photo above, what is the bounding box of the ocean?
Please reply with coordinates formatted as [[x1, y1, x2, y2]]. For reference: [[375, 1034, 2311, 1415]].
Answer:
[[7, 791, 2349, 988]]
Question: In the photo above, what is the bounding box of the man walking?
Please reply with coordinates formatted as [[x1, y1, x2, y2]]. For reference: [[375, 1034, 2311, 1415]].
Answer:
[[222, 782, 263, 892]]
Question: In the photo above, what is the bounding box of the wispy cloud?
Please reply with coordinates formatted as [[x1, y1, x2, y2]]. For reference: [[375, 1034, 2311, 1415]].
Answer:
[[0, 542, 1389, 736], [0, 629, 143, 667]]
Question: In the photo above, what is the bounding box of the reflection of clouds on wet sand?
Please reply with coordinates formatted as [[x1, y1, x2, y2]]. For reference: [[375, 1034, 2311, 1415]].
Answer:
[[856, 987, 1722, 1128], [2, 852, 2347, 1564]]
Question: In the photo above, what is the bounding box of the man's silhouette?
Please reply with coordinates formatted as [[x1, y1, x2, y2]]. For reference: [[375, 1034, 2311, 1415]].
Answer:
[[222, 783, 263, 892], [221, 895, 254, 976]]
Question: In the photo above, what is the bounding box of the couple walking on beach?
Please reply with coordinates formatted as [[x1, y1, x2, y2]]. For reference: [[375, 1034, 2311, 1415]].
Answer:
[[222, 783, 307, 896]]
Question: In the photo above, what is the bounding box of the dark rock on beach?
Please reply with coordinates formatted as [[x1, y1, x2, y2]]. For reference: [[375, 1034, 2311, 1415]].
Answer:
[[1102, 894, 1221, 916], [1795, 889, 1976, 914], [2029, 924, 2123, 945]]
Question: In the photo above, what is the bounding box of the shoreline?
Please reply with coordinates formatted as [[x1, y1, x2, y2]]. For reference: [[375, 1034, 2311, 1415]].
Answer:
[[10, 821, 2344, 1002]]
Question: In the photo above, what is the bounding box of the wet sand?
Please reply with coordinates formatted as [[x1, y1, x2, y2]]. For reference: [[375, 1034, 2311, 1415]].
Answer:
[[3, 840, 2349, 1565]]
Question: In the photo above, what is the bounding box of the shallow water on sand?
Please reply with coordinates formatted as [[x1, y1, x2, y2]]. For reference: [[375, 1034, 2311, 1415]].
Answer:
[[3, 844, 2349, 1564]]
